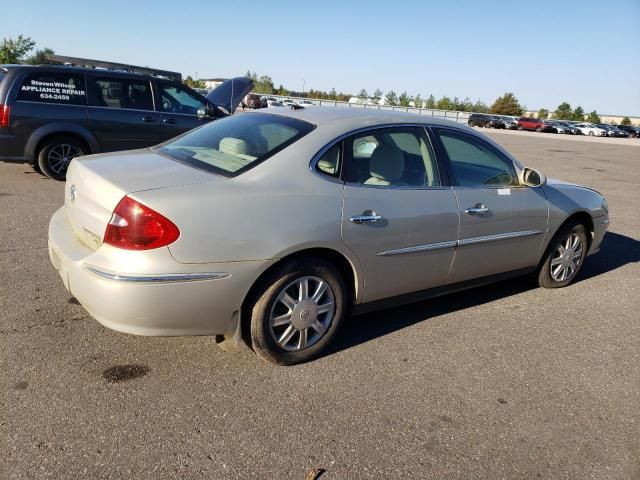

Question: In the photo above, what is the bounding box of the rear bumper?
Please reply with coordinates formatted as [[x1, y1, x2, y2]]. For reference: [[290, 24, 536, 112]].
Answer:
[[0, 131, 28, 162], [48, 207, 272, 336]]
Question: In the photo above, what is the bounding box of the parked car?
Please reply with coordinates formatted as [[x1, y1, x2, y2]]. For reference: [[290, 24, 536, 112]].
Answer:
[[574, 123, 607, 136], [468, 113, 504, 128], [596, 124, 628, 138], [297, 99, 315, 107], [554, 121, 581, 135], [0, 57, 252, 180], [48, 108, 609, 365], [546, 121, 567, 134], [616, 124, 640, 138], [242, 93, 266, 109], [267, 99, 284, 107], [500, 116, 518, 129], [518, 117, 552, 132]]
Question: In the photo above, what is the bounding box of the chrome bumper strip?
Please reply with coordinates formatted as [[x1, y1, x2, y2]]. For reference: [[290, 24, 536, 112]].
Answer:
[[377, 230, 543, 257], [82, 265, 230, 283]]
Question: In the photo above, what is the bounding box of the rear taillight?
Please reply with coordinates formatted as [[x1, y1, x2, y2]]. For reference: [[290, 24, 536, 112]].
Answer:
[[0, 105, 9, 128], [103, 196, 180, 250]]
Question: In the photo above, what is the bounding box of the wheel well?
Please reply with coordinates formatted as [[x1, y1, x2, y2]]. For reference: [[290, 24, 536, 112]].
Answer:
[[239, 248, 358, 349], [547, 212, 594, 255], [34, 133, 91, 162]]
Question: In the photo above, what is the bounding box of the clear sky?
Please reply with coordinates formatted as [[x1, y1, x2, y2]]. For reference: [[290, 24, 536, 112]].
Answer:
[[2, 0, 639, 115]]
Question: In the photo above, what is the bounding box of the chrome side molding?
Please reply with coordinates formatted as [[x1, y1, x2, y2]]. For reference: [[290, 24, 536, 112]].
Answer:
[[82, 265, 231, 283], [377, 230, 543, 256]]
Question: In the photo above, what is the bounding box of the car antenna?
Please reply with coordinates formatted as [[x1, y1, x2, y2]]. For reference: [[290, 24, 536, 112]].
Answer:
[[230, 78, 234, 114]]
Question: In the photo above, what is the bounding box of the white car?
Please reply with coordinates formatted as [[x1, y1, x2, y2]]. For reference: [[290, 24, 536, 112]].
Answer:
[[574, 123, 607, 136], [267, 100, 284, 107]]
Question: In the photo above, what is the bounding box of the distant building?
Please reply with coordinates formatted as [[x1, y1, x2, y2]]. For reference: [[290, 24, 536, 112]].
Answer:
[[526, 110, 640, 125], [201, 78, 226, 89]]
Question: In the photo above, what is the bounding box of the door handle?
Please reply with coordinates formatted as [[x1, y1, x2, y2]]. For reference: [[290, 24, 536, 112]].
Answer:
[[162, 118, 177, 124], [350, 213, 383, 224], [465, 205, 489, 215], [141, 116, 156, 123]]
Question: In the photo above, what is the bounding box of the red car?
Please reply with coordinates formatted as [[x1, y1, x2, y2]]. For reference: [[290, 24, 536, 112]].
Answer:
[[242, 93, 266, 109], [517, 117, 553, 132]]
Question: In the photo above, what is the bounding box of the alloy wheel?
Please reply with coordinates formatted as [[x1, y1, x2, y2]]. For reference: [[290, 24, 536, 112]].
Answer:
[[550, 233, 584, 282], [47, 144, 82, 175]]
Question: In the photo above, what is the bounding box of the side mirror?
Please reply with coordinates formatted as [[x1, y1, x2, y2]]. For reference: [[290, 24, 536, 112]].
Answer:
[[196, 106, 208, 119], [520, 167, 547, 187]]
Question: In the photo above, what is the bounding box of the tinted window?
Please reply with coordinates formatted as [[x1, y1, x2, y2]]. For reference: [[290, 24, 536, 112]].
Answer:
[[345, 127, 440, 187], [89, 77, 153, 110], [436, 129, 517, 187], [155, 113, 314, 177], [157, 83, 204, 115], [17, 72, 86, 105]]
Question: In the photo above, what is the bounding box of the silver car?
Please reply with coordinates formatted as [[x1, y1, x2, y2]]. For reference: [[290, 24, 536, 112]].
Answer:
[[48, 108, 609, 365]]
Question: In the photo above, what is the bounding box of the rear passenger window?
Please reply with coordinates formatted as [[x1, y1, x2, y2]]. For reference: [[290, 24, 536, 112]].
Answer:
[[17, 72, 86, 105], [89, 77, 153, 111], [316, 144, 341, 177], [345, 127, 440, 188]]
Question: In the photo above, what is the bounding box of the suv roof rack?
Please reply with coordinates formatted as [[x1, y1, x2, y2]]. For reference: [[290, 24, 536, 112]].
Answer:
[[44, 54, 182, 83]]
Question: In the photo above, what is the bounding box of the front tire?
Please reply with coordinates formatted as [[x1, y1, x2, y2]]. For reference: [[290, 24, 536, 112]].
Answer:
[[37, 136, 86, 181], [249, 258, 347, 365], [537, 222, 588, 288]]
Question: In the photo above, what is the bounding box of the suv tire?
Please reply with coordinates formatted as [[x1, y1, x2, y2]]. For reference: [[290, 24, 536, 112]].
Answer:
[[37, 136, 87, 181]]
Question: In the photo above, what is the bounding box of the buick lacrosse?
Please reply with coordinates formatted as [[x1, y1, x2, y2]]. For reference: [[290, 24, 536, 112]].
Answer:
[[48, 108, 609, 364]]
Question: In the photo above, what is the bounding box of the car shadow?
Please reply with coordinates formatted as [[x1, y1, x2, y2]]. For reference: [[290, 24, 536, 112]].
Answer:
[[327, 231, 639, 356]]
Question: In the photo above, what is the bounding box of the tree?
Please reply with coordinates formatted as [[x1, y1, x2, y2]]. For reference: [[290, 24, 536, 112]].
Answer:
[[252, 75, 274, 94], [414, 93, 422, 108], [328, 88, 337, 100], [371, 89, 383, 104], [537, 108, 549, 119], [621, 116, 632, 126], [0, 35, 36, 64], [183, 75, 205, 89], [436, 96, 453, 110], [553, 102, 573, 120], [25, 47, 54, 65], [490, 92, 523, 115], [384, 90, 398, 106], [572, 106, 585, 121], [398, 91, 410, 107], [586, 110, 601, 124], [358, 89, 368, 102], [425, 94, 436, 109]]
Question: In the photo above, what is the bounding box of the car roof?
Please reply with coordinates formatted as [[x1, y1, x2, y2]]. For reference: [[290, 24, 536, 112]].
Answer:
[[248, 106, 464, 128]]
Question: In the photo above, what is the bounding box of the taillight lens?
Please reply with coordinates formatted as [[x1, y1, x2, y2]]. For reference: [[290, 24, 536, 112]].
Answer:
[[0, 105, 9, 128], [104, 196, 180, 250]]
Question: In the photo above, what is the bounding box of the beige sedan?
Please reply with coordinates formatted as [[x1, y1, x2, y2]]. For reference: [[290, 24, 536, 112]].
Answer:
[[48, 108, 609, 364]]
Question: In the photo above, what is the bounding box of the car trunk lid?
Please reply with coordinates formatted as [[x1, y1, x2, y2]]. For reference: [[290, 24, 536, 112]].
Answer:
[[64, 149, 218, 250]]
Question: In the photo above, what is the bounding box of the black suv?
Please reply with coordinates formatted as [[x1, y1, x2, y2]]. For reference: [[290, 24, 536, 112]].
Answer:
[[616, 124, 640, 138], [468, 113, 504, 128], [0, 56, 252, 179]]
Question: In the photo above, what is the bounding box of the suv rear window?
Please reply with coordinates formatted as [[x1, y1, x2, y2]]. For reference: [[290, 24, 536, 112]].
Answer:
[[17, 72, 86, 105], [89, 76, 153, 110], [155, 112, 315, 177]]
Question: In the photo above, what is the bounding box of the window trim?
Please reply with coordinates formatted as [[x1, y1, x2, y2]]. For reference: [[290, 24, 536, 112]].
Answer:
[[430, 126, 523, 189], [309, 123, 450, 190]]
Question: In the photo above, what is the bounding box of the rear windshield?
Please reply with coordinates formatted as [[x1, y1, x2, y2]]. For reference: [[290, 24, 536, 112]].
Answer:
[[155, 113, 314, 177]]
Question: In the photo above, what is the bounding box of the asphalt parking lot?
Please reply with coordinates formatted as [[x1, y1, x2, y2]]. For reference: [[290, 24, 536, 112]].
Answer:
[[1, 131, 639, 479]]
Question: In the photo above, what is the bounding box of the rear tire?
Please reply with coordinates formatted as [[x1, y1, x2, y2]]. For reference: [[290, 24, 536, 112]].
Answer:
[[588, 131, 594, 136], [37, 136, 86, 181], [535, 126, 542, 132], [249, 258, 347, 365], [537, 222, 588, 288]]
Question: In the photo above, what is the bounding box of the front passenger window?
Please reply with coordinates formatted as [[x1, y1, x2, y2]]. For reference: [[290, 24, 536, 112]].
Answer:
[[436, 129, 517, 187]]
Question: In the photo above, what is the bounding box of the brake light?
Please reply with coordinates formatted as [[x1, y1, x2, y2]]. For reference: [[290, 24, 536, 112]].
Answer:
[[0, 105, 9, 128], [104, 196, 180, 250]]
